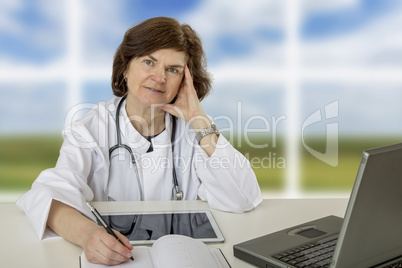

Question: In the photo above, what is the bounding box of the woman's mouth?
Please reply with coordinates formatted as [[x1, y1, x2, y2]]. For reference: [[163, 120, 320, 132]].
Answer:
[[145, 87, 163, 93]]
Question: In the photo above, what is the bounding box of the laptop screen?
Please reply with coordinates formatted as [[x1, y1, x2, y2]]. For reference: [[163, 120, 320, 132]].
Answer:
[[332, 143, 402, 267]]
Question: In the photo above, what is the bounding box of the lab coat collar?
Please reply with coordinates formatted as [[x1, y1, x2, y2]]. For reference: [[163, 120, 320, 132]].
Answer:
[[117, 97, 173, 154]]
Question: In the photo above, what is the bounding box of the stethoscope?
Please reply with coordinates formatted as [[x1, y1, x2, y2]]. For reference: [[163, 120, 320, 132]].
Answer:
[[109, 95, 183, 201]]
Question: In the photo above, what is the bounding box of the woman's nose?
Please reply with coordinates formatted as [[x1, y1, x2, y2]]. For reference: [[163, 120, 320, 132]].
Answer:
[[151, 67, 166, 84]]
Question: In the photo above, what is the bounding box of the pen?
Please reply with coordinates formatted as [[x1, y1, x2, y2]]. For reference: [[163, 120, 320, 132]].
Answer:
[[86, 202, 134, 261]]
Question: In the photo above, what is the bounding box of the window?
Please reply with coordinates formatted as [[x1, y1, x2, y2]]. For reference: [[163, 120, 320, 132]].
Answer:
[[1, 0, 402, 200]]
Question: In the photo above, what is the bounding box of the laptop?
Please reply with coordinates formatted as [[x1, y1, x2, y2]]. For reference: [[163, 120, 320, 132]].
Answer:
[[234, 143, 402, 268]]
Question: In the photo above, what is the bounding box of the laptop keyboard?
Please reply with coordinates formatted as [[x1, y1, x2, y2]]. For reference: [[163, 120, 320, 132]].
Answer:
[[384, 261, 402, 268], [378, 258, 402, 268], [272, 235, 338, 268]]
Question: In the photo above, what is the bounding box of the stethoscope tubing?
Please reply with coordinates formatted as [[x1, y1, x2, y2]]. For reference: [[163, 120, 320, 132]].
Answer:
[[108, 95, 182, 201]]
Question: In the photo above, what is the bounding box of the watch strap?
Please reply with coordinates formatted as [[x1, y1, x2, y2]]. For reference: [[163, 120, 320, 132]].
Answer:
[[196, 124, 219, 144]]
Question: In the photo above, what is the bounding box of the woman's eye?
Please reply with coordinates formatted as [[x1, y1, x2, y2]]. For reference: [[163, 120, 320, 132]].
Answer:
[[144, 59, 153, 66], [167, 68, 178, 73]]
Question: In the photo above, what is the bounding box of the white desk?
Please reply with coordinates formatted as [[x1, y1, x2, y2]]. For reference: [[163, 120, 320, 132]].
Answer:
[[0, 199, 348, 267]]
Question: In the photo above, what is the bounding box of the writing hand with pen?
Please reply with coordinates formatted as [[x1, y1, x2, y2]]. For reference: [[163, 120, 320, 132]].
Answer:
[[47, 200, 133, 266], [85, 202, 134, 265], [84, 224, 134, 265]]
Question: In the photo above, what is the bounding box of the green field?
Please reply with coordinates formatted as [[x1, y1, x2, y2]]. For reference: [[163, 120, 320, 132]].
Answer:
[[0, 134, 400, 193], [0, 135, 63, 191], [300, 137, 401, 191]]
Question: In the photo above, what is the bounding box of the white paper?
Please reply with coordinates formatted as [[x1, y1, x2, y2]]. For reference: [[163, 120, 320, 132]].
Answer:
[[80, 235, 229, 268]]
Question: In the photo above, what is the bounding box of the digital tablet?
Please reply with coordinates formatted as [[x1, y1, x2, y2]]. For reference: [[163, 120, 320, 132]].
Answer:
[[99, 210, 224, 245]]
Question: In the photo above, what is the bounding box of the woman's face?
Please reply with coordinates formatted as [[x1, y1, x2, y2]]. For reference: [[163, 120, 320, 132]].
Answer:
[[125, 48, 186, 106]]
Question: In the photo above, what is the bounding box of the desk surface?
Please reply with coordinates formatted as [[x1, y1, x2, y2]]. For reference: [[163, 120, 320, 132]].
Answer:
[[1, 198, 348, 268]]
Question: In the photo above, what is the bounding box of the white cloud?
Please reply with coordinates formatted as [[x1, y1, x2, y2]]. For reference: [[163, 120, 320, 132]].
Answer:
[[0, 0, 24, 34], [0, 0, 67, 63], [0, 82, 67, 133], [31, 0, 67, 50], [301, 84, 402, 135], [180, 0, 285, 67], [302, 0, 360, 13], [301, 7, 402, 67], [182, 0, 283, 34], [79, 0, 130, 67]]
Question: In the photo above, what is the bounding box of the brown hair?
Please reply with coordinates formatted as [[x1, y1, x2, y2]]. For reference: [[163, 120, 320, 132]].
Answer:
[[111, 17, 212, 101]]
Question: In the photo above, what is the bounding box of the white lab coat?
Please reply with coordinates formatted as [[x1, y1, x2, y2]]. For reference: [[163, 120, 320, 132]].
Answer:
[[17, 97, 263, 239]]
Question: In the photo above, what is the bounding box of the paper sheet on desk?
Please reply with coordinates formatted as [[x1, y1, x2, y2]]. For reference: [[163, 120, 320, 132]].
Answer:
[[80, 234, 230, 268]]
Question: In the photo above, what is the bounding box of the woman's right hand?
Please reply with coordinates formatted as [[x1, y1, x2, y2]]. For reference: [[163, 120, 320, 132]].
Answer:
[[82, 224, 134, 265], [47, 200, 133, 266]]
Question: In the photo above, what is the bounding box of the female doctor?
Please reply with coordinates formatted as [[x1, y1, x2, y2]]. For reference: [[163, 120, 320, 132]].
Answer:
[[17, 17, 262, 265]]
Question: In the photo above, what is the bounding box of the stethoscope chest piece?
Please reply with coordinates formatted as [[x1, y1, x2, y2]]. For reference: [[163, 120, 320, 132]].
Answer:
[[173, 185, 183, 200]]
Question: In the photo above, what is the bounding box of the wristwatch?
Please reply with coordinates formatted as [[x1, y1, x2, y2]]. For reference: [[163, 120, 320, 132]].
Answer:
[[196, 124, 220, 144]]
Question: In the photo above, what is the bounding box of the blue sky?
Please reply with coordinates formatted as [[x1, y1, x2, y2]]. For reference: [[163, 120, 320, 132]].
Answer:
[[1, 0, 402, 135], [302, 0, 400, 38], [123, 0, 202, 20], [2, 0, 401, 64]]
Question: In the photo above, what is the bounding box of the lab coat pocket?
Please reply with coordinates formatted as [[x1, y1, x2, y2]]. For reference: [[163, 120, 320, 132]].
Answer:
[[107, 148, 142, 201]]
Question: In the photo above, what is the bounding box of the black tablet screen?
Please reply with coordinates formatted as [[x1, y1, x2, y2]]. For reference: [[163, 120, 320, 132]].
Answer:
[[100, 212, 217, 242]]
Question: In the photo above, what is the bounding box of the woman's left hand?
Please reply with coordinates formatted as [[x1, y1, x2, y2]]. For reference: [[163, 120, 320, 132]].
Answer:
[[159, 65, 218, 156], [159, 65, 209, 127]]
